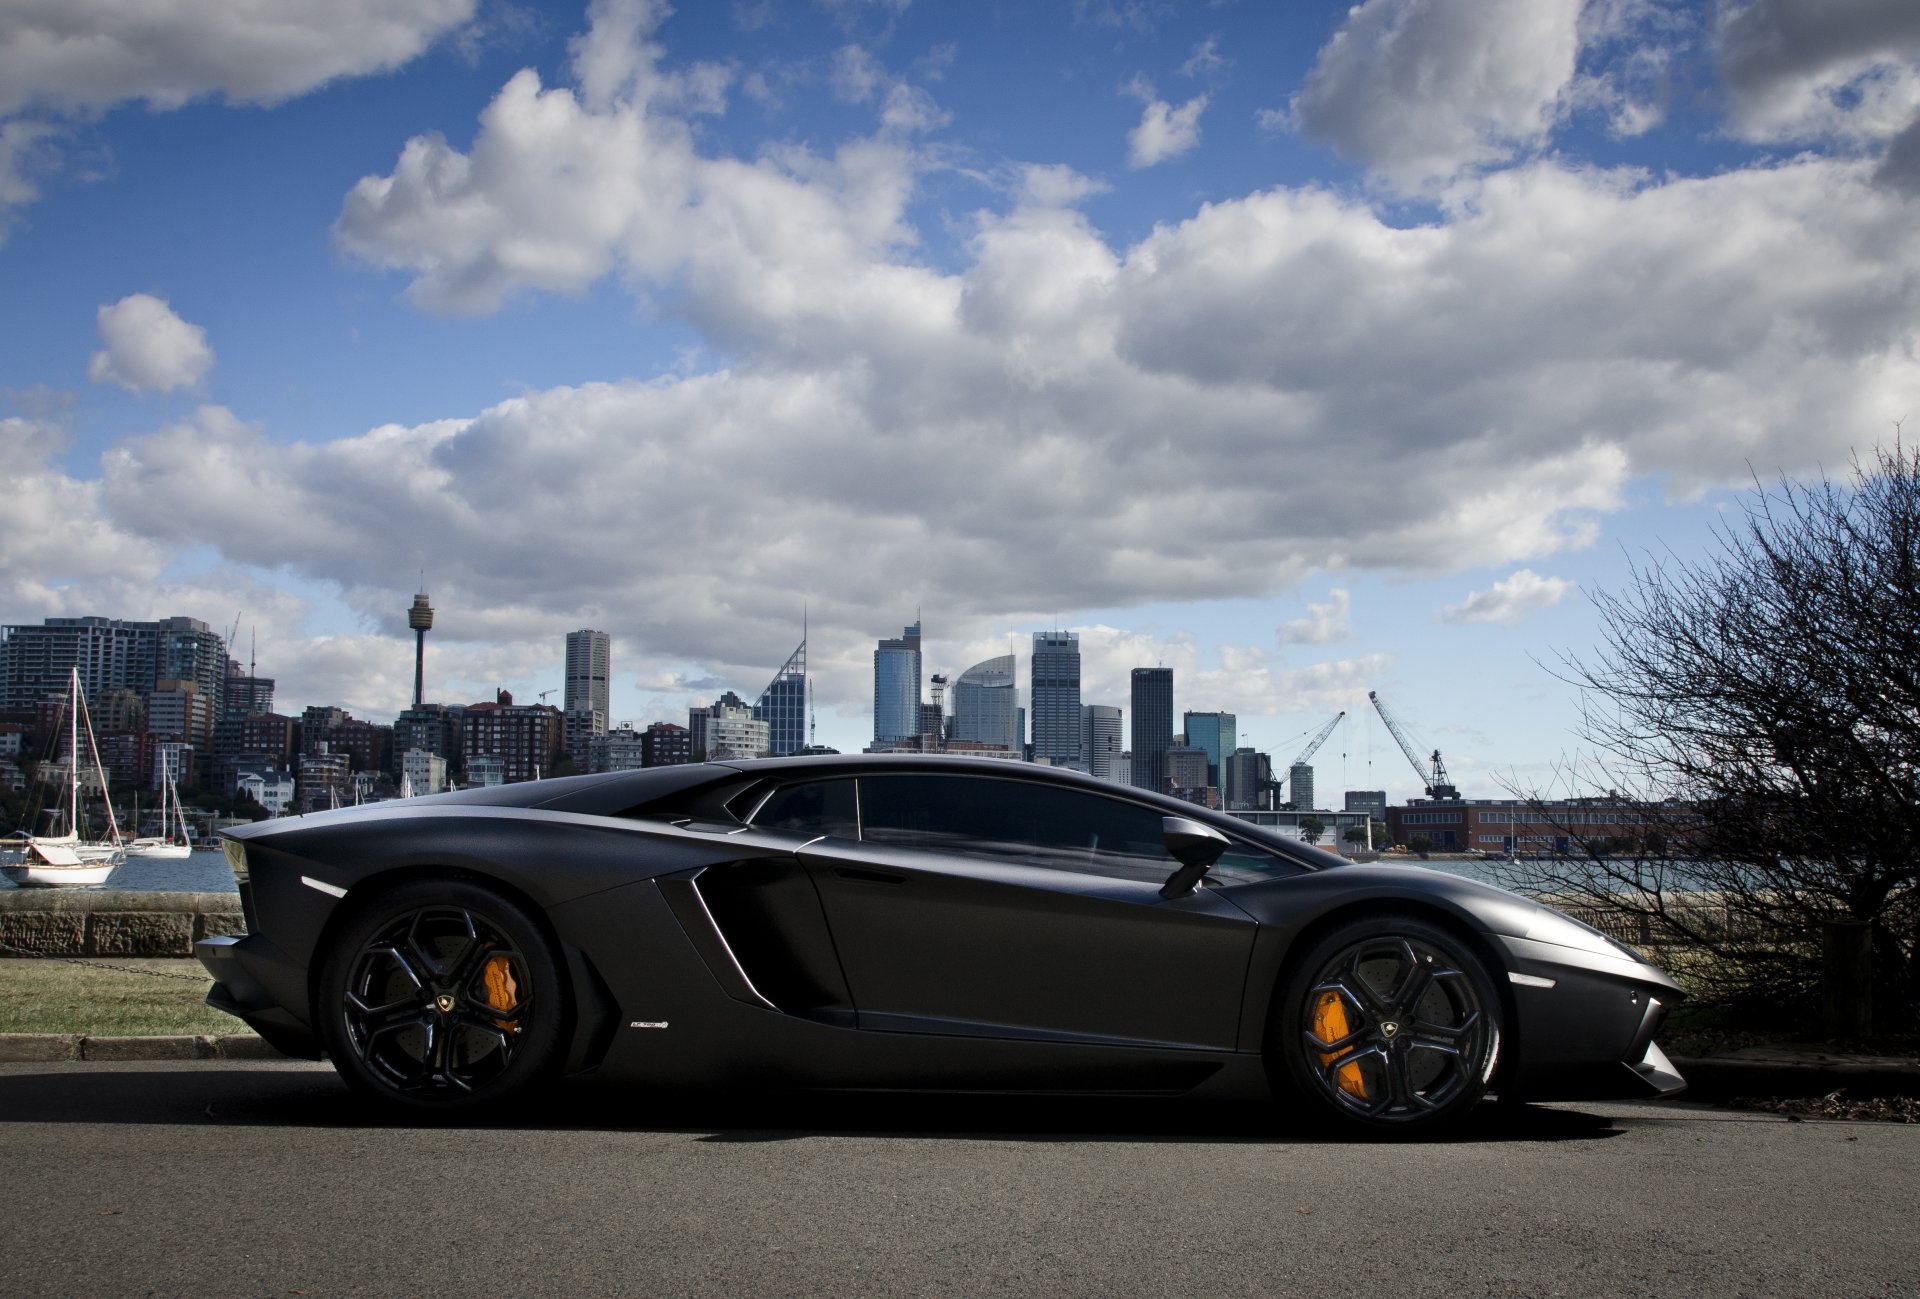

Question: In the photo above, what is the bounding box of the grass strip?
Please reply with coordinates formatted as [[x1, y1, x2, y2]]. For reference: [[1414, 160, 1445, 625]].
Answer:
[[0, 958, 243, 1037]]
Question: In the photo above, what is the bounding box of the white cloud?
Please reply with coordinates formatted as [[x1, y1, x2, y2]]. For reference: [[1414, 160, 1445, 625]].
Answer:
[[1717, 0, 1920, 145], [87, 294, 214, 393], [1125, 78, 1207, 168], [1180, 38, 1225, 78], [1291, 0, 1582, 190], [1440, 570, 1575, 625], [1018, 163, 1109, 208], [0, 0, 477, 116], [1279, 590, 1351, 646]]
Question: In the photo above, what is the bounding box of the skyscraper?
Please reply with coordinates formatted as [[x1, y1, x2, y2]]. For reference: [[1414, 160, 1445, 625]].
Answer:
[[1182, 711, 1237, 789], [563, 629, 611, 766], [1290, 762, 1317, 811], [950, 654, 1019, 750], [872, 620, 922, 742], [1029, 631, 1081, 764], [1081, 704, 1122, 780], [1130, 667, 1173, 793], [754, 637, 808, 757]]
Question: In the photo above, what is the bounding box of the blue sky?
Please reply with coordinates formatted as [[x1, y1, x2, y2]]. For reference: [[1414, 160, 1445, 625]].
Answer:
[[3, 0, 1918, 802]]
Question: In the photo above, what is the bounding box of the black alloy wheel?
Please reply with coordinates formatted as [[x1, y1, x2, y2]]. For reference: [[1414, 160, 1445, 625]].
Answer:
[[1273, 914, 1500, 1136], [319, 879, 567, 1114]]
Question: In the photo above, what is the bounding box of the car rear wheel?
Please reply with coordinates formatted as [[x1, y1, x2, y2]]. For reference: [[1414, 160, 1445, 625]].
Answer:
[[1273, 914, 1500, 1137], [318, 878, 567, 1115]]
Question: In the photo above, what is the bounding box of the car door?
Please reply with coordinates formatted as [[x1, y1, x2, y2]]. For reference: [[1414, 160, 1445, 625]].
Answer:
[[790, 772, 1259, 1050]]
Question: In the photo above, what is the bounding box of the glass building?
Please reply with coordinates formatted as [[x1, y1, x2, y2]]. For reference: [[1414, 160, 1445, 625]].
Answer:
[[1029, 631, 1081, 764], [1081, 703, 1122, 781], [951, 654, 1019, 750], [1129, 667, 1173, 793], [754, 638, 808, 757], [1182, 711, 1237, 789], [872, 620, 923, 742]]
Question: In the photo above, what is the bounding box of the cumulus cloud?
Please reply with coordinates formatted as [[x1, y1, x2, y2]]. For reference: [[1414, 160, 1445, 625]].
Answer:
[[0, 0, 476, 116], [1292, 0, 1582, 190], [1279, 591, 1351, 646], [87, 294, 214, 394], [1440, 570, 1575, 625], [1124, 77, 1207, 168], [1717, 0, 1920, 144], [58, 6, 1920, 727]]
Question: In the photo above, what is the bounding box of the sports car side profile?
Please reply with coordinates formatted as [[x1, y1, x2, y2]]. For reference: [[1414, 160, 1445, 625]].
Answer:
[[197, 755, 1685, 1134]]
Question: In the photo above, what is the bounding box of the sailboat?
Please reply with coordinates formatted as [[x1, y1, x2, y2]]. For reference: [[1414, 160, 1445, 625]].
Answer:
[[1, 668, 125, 887], [127, 750, 193, 860]]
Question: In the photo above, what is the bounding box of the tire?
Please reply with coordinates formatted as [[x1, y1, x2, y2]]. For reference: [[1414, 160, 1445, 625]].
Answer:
[[318, 878, 568, 1115], [1271, 913, 1501, 1137]]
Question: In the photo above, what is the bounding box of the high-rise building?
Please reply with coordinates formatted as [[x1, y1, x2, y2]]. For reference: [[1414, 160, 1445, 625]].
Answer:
[[950, 654, 1019, 751], [690, 691, 770, 760], [1130, 668, 1173, 793], [1029, 631, 1080, 764], [1290, 762, 1317, 811], [462, 689, 565, 783], [0, 615, 224, 714], [564, 628, 612, 765], [1167, 744, 1210, 797], [392, 703, 463, 781], [1182, 711, 1236, 789], [872, 620, 923, 742], [1081, 704, 1122, 781], [754, 638, 808, 757], [1226, 747, 1274, 810]]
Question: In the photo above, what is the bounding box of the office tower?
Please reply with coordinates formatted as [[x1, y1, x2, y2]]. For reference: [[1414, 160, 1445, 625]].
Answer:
[[950, 654, 1019, 750], [1166, 744, 1210, 797], [754, 637, 808, 757], [872, 620, 923, 742], [1290, 762, 1317, 811], [1029, 631, 1080, 763], [1081, 704, 1122, 781], [1130, 668, 1173, 793], [564, 628, 612, 765], [1225, 747, 1271, 810], [1182, 711, 1237, 789], [690, 692, 770, 760], [408, 592, 434, 709]]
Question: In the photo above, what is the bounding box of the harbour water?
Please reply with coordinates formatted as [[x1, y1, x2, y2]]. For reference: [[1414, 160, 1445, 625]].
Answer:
[[0, 848, 235, 893]]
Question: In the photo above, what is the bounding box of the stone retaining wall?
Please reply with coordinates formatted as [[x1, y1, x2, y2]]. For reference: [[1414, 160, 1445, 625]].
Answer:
[[0, 891, 245, 957]]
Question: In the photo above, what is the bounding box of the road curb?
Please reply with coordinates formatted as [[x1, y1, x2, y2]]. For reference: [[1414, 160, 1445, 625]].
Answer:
[[0, 1033, 282, 1063]]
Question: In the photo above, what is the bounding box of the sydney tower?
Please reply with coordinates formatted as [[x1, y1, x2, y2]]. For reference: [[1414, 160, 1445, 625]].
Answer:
[[408, 590, 434, 708]]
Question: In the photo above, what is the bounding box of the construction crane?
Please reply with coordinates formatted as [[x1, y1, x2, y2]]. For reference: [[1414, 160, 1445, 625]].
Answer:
[[1283, 711, 1345, 808], [1368, 690, 1459, 800], [537, 689, 556, 704]]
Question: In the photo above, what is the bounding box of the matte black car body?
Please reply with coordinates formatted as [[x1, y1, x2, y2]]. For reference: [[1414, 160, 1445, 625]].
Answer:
[[198, 755, 1685, 1121]]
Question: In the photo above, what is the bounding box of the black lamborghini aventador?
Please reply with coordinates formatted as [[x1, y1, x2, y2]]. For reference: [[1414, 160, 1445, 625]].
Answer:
[[197, 754, 1685, 1134]]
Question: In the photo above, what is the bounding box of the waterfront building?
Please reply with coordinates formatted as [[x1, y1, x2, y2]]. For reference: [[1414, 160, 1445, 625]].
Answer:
[[641, 721, 693, 767], [1386, 797, 1654, 854], [1129, 668, 1173, 794], [1345, 790, 1387, 816], [392, 703, 463, 782], [147, 678, 216, 765], [754, 638, 808, 757], [461, 689, 565, 783], [872, 620, 923, 743], [234, 766, 295, 815], [0, 615, 225, 715], [564, 628, 611, 766], [950, 654, 1019, 752], [589, 726, 645, 773], [239, 712, 297, 769], [467, 754, 506, 787], [297, 745, 351, 812], [1081, 704, 1122, 781], [400, 748, 448, 796], [1030, 632, 1080, 764]]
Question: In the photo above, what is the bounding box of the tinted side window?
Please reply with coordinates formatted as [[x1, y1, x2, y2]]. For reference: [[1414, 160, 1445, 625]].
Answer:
[[858, 774, 1172, 882], [752, 779, 860, 840]]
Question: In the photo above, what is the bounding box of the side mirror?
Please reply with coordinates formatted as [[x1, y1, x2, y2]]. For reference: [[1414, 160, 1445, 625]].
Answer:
[[1159, 815, 1229, 899]]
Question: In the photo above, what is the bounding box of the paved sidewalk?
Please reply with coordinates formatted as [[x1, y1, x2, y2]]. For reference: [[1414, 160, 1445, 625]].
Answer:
[[0, 1032, 281, 1062]]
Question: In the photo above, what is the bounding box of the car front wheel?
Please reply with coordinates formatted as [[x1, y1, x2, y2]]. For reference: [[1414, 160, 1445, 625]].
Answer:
[[318, 878, 567, 1114], [1273, 913, 1500, 1137]]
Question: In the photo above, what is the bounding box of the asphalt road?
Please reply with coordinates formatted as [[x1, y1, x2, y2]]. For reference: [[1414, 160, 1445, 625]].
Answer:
[[0, 1062, 1914, 1299]]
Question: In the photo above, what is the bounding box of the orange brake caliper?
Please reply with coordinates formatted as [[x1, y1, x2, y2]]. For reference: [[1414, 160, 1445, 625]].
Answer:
[[482, 954, 519, 1032], [1313, 991, 1369, 1100]]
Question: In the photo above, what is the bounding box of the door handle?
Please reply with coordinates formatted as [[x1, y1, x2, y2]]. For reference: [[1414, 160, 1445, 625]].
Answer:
[[833, 866, 906, 886]]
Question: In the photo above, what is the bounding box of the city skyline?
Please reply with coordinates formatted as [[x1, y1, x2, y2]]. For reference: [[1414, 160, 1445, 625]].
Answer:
[[4, 2, 1917, 805]]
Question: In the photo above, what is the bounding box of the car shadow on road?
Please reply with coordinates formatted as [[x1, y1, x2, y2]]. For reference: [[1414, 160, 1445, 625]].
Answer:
[[0, 1065, 1623, 1144]]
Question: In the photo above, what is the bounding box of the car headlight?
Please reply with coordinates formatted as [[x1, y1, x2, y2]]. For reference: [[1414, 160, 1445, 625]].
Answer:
[[1525, 906, 1649, 964], [221, 836, 249, 886]]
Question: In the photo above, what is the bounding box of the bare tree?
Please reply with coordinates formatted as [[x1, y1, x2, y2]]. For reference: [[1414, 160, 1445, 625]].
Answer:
[[1501, 445, 1920, 1035]]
